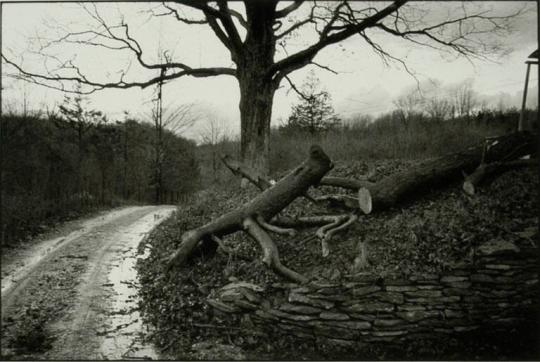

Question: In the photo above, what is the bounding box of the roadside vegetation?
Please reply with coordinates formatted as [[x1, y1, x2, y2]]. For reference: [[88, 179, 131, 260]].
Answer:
[[0, 107, 199, 246]]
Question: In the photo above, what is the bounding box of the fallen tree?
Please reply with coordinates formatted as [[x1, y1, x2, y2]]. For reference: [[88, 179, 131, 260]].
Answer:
[[166, 145, 333, 282], [463, 158, 535, 195], [319, 131, 537, 212], [168, 131, 537, 282]]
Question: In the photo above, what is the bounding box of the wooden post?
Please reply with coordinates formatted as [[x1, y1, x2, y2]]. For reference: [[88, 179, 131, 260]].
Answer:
[[518, 62, 533, 131]]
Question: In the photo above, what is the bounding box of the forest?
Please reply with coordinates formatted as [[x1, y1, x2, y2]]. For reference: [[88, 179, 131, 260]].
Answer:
[[0, 104, 199, 245]]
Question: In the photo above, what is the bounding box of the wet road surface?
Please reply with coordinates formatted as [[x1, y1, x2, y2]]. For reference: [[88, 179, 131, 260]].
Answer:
[[1, 205, 176, 360]]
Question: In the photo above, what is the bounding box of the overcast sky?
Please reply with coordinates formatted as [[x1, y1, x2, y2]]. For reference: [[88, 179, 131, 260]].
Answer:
[[1, 1, 538, 141]]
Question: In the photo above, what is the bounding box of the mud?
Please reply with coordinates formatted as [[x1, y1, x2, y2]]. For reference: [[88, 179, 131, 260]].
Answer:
[[1, 205, 176, 360]]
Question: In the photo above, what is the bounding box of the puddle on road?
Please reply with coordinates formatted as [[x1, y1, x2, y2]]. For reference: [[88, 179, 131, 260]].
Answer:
[[100, 208, 175, 360]]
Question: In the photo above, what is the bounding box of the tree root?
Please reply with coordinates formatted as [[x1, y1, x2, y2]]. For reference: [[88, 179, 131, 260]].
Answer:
[[165, 146, 332, 282], [315, 214, 359, 257], [256, 215, 297, 237], [243, 217, 308, 283]]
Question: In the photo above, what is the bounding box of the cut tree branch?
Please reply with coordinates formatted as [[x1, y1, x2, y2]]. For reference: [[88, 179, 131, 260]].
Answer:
[[165, 145, 333, 278]]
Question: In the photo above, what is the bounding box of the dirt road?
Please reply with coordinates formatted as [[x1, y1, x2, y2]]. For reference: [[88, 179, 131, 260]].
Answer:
[[1, 205, 176, 360]]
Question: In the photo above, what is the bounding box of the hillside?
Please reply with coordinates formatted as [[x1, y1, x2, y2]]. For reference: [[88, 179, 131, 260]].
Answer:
[[136, 157, 538, 360]]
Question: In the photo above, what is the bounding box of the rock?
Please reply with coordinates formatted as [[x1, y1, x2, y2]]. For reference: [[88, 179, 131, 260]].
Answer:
[[404, 290, 442, 298], [494, 276, 515, 283], [443, 309, 465, 318], [397, 304, 426, 311], [348, 313, 376, 321], [279, 303, 322, 315], [325, 320, 372, 330], [374, 319, 405, 327], [316, 287, 346, 295], [440, 276, 469, 283], [384, 279, 412, 286], [491, 289, 517, 297], [444, 281, 472, 289], [325, 338, 356, 347], [443, 288, 473, 296], [372, 330, 407, 337], [374, 292, 405, 304], [352, 285, 381, 296], [385, 286, 417, 292], [484, 264, 513, 270], [410, 273, 439, 282], [288, 292, 334, 310], [254, 309, 279, 321], [406, 296, 461, 304], [396, 310, 439, 322], [494, 317, 522, 324], [343, 302, 394, 313], [454, 325, 479, 332], [416, 285, 442, 290], [462, 295, 483, 303], [433, 328, 453, 334], [221, 281, 265, 292], [470, 274, 496, 283], [309, 293, 349, 302], [267, 309, 318, 322], [319, 312, 350, 321], [477, 239, 520, 256]]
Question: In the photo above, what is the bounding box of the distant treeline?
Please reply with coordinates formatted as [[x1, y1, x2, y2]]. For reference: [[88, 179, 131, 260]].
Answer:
[[196, 107, 538, 186], [269, 107, 537, 172], [0, 113, 199, 244]]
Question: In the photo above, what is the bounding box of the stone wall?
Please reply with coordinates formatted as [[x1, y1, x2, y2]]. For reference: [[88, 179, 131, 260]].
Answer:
[[208, 240, 538, 345]]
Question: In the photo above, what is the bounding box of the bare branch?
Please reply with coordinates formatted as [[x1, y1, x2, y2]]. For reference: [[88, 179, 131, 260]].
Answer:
[[310, 61, 338, 74], [283, 75, 311, 101], [275, 0, 304, 18], [2, 54, 235, 94], [275, 5, 316, 40], [270, 0, 408, 80], [157, 2, 208, 24]]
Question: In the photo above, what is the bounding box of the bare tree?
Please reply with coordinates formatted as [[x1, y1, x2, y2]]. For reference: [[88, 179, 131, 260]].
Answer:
[[200, 117, 227, 182], [149, 98, 198, 203], [422, 79, 452, 121], [450, 79, 478, 120], [2, 1, 527, 174], [393, 89, 423, 128]]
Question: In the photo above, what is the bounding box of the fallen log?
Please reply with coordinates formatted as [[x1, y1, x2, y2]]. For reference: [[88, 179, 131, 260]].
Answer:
[[463, 158, 536, 195], [166, 145, 333, 281], [321, 131, 537, 212]]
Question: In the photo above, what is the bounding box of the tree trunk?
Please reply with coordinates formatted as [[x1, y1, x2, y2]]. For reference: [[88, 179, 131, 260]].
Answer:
[[238, 71, 275, 176], [166, 145, 332, 269], [237, 1, 278, 176]]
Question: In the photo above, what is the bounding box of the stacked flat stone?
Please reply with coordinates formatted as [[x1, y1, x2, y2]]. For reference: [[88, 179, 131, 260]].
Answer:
[[207, 239, 538, 345]]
